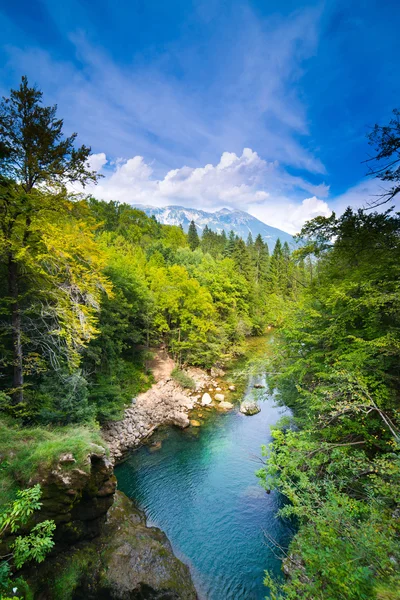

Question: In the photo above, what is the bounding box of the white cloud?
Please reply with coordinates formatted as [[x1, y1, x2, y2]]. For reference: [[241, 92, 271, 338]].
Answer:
[[73, 149, 332, 234]]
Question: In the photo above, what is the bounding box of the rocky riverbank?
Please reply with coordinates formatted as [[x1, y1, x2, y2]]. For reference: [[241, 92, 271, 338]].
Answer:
[[102, 351, 231, 462]]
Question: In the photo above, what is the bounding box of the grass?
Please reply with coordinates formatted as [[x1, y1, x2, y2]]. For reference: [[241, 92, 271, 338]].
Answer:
[[0, 417, 107, 507], [171, 368, 196, 390]]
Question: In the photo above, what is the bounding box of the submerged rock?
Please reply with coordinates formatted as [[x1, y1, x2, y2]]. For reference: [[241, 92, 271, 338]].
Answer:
[[190, 419, 201, 427], [240, 401, 261, 415]]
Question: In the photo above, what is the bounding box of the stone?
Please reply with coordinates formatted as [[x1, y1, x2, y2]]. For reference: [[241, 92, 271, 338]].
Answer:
[[201, 392, 213, 406], [253, 383, 265, 389], [59, 453, 76, 465], [149, 441, 162, 452], [214, 393, 225, 401], [217, 401, 234, 411], [228, 385, 236, 391], [211, 366, 225, 377], [190, 419, 201, 427], [215, 387, 222, 391], [240, 401, 261, 415]]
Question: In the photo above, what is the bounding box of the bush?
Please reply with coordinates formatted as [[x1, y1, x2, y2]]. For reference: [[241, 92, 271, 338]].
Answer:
[[171, 368, 196, 390]]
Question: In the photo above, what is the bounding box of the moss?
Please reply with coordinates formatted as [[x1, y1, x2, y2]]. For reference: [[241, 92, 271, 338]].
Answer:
[[0, 417, 108, 507]]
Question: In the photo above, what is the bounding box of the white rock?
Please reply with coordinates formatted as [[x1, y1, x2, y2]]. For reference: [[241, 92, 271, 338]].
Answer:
[[217, 401, 234, 410], [215, 393, 225, 402], [201, 392, 213, 406], [228, 385, 236, 391]]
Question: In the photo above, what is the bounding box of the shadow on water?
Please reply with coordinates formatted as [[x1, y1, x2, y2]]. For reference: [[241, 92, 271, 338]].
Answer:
[[116, 336, 292, 600]]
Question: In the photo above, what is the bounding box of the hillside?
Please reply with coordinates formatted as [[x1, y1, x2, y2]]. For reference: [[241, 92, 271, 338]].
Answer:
[[134, 205, 294, 250]]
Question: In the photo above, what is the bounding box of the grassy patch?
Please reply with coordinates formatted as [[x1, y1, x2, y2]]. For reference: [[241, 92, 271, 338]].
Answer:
[[171, 368, 196, 390], [0, 417, 107, 507]]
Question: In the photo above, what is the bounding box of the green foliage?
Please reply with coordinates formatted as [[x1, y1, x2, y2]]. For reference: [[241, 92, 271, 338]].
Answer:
[[0, 484, 55, 599], [171, 368, 196, 389], [258, 208, 400, 599]]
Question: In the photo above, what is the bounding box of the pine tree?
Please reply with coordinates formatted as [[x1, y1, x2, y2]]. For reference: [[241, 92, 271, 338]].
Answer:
[[188, 220, 200, 250], [254, 234, 270, 283], [224, 230, 236, 257], [0, 77, 100, 404], [246, 232, 254, 247]]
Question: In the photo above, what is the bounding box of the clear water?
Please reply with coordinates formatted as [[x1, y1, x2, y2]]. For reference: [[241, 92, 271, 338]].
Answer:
[[116, 357, 291, 600]]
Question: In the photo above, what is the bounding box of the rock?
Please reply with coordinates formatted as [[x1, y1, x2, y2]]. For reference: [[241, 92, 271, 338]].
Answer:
[[215, 387, 222, 391], [169, 412, 190, 428], [26, 492, 197, 600], [214, 393, 225, 402], [228, 385, 236, 391], [253, 383, 265, 389], [201, 392, 213, 406], [59, 453, 76, 465], [240, 401, 261, 415], [217, 401, 234, 411], [190, 419, 201, 427], [211, 366, 225, 377], [149, 441, 162, 452]]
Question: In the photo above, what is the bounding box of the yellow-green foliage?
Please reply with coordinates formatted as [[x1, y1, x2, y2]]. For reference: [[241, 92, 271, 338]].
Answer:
[[0, 417, 106, 507]]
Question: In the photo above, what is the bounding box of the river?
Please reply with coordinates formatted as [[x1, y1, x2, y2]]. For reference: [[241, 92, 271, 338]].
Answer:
[[116, 337, 291, 599]]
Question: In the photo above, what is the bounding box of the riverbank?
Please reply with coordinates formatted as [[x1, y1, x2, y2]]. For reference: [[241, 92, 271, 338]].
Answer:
[[102, 348, 235, 462], [115, 335, 291, 600]]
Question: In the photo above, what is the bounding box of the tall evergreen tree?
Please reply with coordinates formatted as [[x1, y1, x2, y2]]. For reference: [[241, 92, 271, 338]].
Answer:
[[188, 220, 200, 250], [0, 77, 100, 404], [254, 234, 270, 283], [224, 230, 236, 257]]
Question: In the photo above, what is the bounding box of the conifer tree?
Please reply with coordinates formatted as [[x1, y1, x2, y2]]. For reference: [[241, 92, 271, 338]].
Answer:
[[188, 220, 200, 250], [0, 77, 101, 404]]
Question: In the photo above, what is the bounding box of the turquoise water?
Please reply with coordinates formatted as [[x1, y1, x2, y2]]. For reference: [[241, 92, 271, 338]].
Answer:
[[116, 370, 291, 600]]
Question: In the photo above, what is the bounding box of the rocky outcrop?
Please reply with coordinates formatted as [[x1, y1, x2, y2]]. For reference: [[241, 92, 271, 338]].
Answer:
[[239, 401, 261, 415], [103, 367, 215, 462], [7, 446, 116, 551], [27, 491, 198, 600]]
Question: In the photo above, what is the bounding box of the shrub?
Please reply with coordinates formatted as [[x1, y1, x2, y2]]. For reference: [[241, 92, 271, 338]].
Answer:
[[171, 368, 196, 390]]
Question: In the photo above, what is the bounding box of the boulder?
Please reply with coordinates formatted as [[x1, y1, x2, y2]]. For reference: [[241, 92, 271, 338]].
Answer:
[[214, 393, 225, 402], [240, 401, 261, 415], [211, 366, 225, 377], [228, 385, 236, 391], [201, 392, 212, 406], [169, 412, 190, 428], [190, 419, 201, 427], [217, 401, 234, 411]]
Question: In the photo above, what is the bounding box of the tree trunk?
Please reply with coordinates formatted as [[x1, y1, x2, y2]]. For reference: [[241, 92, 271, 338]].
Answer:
[[8, 255, 23, 404]]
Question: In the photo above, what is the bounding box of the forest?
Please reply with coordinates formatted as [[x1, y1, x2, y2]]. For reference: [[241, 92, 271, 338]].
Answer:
[[0, 77, 399, 600]]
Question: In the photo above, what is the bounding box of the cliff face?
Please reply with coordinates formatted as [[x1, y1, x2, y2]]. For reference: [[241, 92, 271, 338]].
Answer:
[[19, 449, 197, 599], [27, 491, 198, 600], [32, 450, 117, 546]]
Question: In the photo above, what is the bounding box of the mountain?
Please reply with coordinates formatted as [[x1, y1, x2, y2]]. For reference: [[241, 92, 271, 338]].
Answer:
[[134, 205, 294, 250]]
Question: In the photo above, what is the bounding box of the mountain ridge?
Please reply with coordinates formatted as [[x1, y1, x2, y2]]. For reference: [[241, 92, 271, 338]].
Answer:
[[134, 204, 294, 250]]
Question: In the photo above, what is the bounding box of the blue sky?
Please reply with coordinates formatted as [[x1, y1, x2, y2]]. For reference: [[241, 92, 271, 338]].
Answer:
[[0, 0, 399, 233]]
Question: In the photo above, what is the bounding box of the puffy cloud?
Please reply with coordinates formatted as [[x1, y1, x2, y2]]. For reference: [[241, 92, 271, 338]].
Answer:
[[74, 148, 332, 234]]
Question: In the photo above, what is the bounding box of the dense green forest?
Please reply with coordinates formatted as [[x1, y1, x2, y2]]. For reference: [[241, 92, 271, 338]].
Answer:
[[258, 210, 400, 597], [0, 77, 399, 600], [0, 85, 302, 427]]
